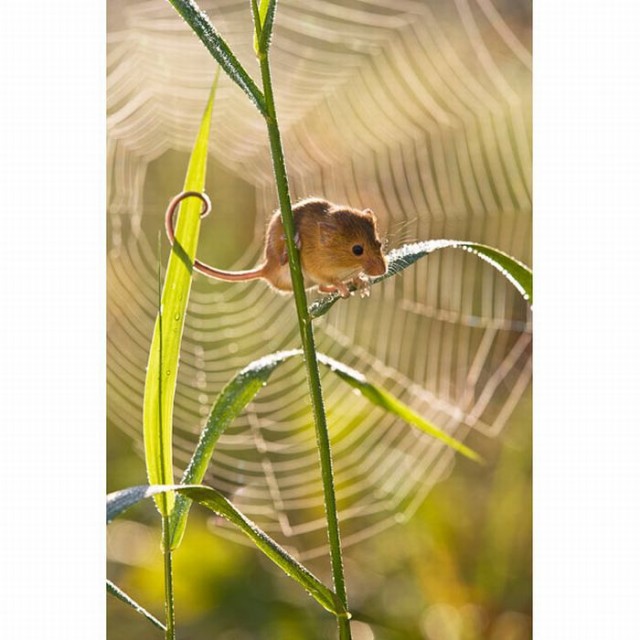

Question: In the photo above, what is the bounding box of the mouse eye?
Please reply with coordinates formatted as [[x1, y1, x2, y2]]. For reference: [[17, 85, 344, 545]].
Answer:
[[352, 244, 364, 256]]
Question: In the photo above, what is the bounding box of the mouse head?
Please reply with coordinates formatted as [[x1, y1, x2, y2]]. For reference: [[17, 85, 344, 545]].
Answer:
[[319, 206, 388, 278]]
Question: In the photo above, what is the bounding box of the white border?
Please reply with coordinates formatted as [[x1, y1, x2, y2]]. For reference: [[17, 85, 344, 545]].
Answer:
[[535, 1, 639, 637], [0, 1, 105, 636]]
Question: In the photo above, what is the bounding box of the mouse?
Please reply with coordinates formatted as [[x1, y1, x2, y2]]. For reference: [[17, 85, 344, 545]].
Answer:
[[165, 192, 388, 298]]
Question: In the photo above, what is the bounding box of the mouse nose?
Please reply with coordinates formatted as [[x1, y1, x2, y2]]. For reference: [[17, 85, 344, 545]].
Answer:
[[365, 256, 387, 277]]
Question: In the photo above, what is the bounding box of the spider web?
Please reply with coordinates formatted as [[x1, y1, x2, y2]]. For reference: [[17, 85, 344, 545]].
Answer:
[[107, 0, 531, 560]]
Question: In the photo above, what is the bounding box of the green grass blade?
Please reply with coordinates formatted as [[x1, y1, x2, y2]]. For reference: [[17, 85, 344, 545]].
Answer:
[[251, 0, 262, 55], [253, 0, 277, 55], [166, 345, 476, 547], [454, 241, 532, 302], [178, 485, 347, 617], [107, 485, 346, 618], [107, 485, 165, 523], [309, 239, 533, 319], [168, 0, 266, 115], [142, 78, 217, 516], [107, 579, 166, 632], [316, 354, 482, 462], [168, 349, 303, 548]]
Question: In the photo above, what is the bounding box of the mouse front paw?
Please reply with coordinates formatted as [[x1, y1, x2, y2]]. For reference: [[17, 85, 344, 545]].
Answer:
[[352, 275, 371, 298], [319, 282, 351, 298]]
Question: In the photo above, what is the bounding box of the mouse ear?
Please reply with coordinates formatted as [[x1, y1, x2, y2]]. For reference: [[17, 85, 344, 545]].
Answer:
[[362, 208, 374, 217], [318, 220, 338, 244]]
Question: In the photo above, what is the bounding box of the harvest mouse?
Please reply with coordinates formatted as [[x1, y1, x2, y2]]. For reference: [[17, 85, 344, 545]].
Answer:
[[165, 192, 387, 298]]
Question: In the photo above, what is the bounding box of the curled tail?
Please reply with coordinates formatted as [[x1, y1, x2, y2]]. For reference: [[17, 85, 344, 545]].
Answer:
[[165, 191, 266, 282]]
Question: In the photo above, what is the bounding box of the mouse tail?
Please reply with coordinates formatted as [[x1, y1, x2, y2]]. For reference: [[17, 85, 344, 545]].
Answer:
[[194, 261, 265, 282], [164, 190, 265, 283]]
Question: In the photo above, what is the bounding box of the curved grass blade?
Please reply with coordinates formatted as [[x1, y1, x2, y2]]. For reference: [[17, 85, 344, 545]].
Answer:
[[142, 77, 217, 516], [107, 485, 166, 523], [107, 485, 346, 618], [178, 485, 347, 617], [107, 580, 166, 632], [168, 0, 266, 115], [452, 242, 532, 302], [316, 354, 482, 463], [167, 347, 477, 548], [309, 239, 533, 319], [169, 349, 303, 548]]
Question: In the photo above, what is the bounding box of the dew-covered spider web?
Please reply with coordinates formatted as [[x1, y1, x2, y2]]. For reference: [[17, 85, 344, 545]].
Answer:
[[107, 0, 531, 560]]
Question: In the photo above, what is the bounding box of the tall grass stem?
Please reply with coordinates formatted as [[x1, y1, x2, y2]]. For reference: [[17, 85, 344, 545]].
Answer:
[[258, 48, 352, 640], [162, 515, 176, 639]]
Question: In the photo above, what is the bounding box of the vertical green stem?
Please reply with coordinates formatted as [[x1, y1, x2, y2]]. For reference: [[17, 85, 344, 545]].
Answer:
[[258, 51, 351, 639], [162, 516, 176, 639]]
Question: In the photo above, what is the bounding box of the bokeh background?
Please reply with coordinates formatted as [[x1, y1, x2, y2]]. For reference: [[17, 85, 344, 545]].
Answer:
[[107, 0, 531, 638]]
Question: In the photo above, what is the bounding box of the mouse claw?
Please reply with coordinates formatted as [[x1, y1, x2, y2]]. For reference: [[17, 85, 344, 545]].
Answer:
[[294, 230, 302, 250], [352, 275, 371, 298], [337, 283, 351, 298]]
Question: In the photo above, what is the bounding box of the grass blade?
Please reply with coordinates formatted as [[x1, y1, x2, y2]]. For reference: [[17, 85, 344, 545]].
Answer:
[[107, 485, 346, 617], [107, 485, 166, 523], [167, 347, 476, 547], [179, 485, 347, 617], [168, 349, 303, 548], [253, 0, 277, 55], [309, 239, 533, 319], [142, 77, 217, 515], [316, 354, 482, 462], [107, 579, 166, 632], [250, 0, 262, 55], [168, 0, 266, 115]]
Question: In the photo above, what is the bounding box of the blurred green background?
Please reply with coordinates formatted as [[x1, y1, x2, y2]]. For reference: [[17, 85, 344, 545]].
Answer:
[[107, 0, 531, 637]]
